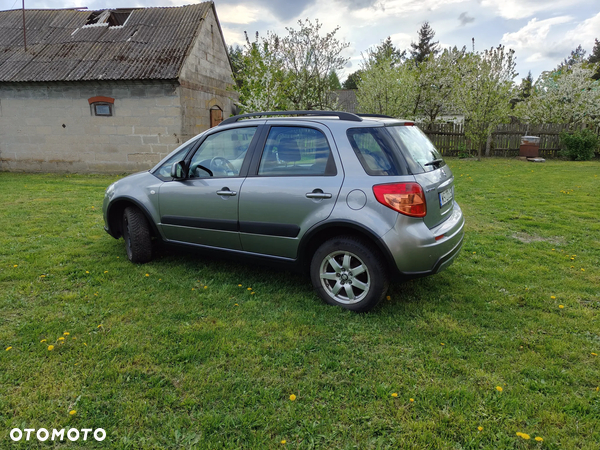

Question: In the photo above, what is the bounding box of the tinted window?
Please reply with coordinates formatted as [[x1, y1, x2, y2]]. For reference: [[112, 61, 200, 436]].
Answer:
[[387, 125, 444, 173], [346, 127, 402, 176], [258, 127, 336, 176], [189, 127, 257, 178]]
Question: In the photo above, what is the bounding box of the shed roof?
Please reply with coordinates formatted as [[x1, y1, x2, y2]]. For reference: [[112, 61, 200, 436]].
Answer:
[[0, 3, 213, 83]]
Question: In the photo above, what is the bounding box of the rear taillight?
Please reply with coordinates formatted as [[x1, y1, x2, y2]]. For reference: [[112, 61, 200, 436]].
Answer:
[[373, 183, 426, 217]]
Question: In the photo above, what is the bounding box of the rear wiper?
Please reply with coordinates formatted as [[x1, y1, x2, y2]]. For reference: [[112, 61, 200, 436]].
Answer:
[[424, 158, 443, 167]]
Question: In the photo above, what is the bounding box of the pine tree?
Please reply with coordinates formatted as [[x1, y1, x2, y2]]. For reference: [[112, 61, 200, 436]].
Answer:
[[409, 22, 440, 64], [342, 70, 362, 89]]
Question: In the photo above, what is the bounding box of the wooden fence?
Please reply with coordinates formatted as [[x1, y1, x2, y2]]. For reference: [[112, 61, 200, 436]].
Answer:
[[416, 123, 600, 158]]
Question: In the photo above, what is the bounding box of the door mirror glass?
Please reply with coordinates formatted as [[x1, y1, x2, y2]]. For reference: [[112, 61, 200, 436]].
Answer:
[[170, 160, 186, 179]]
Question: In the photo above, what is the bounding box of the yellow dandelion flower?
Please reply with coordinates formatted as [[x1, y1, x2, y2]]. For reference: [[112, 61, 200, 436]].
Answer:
[[97, 324, 102, 328], [72, 337, 76, 340], [238, 284, 242, 287], [551, 249, 555, 251], [40, 274, 46, 278], [391, 393, 398, 397], [281, 440, 286, 445], [596, 386, 599, 391], [251, 292, 255, 295], [472, 251, 476, 254], [516, 432, 523, 437], [535, 437, 543, 442], [247, 287, 252, 291], [496, 386, 503, 392], [234, 303, 238, 306], [63, 332, 70, 336], [5, 346, 12, 351], [551, 296, 556, 299], [83, 343, 87, 346], [85, 271, 89, 274], [581, 268, 585, 271], [477, 426, 483, 431], [386, 296, 391, 300], [192, 288, 195, 291], [13, 264, 18, 267], [40, 339, 47, 343], [69, 410, 76, 416], [409, 398, 414, 402], [559, 305, 564, 309], [204, 286, 207, 289], [520, 433, 530, 440], [592, 353, 598, 356], [440, 343, 445, 346], [48, 345, 54, 351], [58, 337, 65, 341], [145, 273, 149, 277], [104, 271, 108, 273], [289, 394, 296, 401]]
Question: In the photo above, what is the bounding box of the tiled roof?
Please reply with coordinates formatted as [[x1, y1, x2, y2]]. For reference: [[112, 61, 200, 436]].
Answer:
[[0, 3, 212, 83]]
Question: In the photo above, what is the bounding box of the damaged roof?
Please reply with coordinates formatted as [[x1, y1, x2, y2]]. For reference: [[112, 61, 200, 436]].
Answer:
[[0, 2, 213, 83]]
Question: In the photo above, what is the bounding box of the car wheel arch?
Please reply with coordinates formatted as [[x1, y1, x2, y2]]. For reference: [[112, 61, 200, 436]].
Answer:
[[107, 197, 160, 240], [298, 221, 396, 275]]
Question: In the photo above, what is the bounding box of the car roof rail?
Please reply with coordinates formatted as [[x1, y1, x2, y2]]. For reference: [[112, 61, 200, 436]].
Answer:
[[219, 110, 363, 126], [356, 113, 395, 119]]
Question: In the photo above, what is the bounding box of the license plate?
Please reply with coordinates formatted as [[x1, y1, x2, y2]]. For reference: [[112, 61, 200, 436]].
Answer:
[[439, 187, 453, 207]]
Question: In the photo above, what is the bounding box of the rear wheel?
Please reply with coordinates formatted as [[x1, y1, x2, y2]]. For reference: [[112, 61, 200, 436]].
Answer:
[[310, 236, 389, 312], [122, 206, 152, 263]]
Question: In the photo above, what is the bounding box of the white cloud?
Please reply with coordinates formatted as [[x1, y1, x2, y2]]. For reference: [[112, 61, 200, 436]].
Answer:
[[565, 11, 600, 46], [217, 4, 264, 25], [501, 16, 573, 52], [481, 0, 579, 20]]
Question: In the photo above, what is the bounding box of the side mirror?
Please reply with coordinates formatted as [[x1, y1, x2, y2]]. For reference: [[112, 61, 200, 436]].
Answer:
[[170, 160, 187, 179]]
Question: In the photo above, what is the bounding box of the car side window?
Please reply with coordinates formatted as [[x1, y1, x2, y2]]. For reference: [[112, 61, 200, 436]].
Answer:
[[347, 127, 401, 176], [258, 126, 336, 176], [189, 127, 257, 178], [154, 141, 196, 181]]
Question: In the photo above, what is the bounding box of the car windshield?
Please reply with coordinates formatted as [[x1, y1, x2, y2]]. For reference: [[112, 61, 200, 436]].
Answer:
[[386, 125, 444, 173]]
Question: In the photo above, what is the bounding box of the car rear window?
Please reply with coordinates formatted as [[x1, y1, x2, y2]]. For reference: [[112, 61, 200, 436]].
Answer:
[[386, 125, 444, 173]]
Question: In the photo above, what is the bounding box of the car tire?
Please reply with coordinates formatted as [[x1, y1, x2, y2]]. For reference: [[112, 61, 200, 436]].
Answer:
[[122, 206, 152, 263], [310, 236, 389, 312]]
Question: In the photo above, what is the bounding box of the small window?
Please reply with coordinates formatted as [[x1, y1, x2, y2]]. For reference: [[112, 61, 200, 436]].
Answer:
[[347, 127, 401, 176], [93, 103, 112, 116], [258, 127, 336, 176]]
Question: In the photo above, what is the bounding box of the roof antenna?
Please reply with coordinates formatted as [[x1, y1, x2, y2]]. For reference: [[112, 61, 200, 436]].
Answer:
[[22, 0, 27, 51]]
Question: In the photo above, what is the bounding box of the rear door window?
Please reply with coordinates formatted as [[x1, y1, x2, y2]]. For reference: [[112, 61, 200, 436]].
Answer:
[[258, 126, 336, 176]]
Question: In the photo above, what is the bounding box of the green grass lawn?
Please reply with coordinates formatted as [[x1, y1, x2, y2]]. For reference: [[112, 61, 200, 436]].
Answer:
[[1, 159, 599, 449]]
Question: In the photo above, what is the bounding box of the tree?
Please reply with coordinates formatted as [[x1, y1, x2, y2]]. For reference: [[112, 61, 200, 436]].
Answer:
[[328, 71, 341, 90], [369, 36, 405, 67], [558, 45, 587, 71], [511, 71, 533, 108], [409, 22, 440, 64], [588, 38, 600, 80], [453, 45, 517, 159], [356, 55, 416, 117], [514, 63, 600, 126], [228, 45, 245, 88], [235, 31, 290, 113], [411, 46, 466, 126], [342, 70, 362, 89], [232, 20, 350, 112], [279, 19, 350, 110]]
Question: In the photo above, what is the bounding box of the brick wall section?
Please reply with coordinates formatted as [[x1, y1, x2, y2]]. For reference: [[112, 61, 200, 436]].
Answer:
[[178, 7, 238, 142], [0, 81, 182, 173]]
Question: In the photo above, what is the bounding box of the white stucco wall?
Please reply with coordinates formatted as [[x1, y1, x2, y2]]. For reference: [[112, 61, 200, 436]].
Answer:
[[0, 82, 182, 173]]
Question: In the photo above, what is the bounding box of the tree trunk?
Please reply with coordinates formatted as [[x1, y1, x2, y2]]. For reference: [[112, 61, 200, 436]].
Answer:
[[485, 132, 492, 157]]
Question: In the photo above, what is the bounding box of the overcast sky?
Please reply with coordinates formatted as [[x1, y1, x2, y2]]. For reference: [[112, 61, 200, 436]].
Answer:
[[2, 0, 599, 83]]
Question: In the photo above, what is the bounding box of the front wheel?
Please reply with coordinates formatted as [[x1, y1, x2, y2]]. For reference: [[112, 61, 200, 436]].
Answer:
[[310, 236, 389, 312], [122, 206, 152, 263]]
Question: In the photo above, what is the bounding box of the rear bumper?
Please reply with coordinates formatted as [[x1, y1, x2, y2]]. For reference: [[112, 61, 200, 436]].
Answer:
[[382, 201, 465, 277]]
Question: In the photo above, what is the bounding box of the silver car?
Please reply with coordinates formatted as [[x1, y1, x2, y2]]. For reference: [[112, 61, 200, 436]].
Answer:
[[103, 111, 464, 312]]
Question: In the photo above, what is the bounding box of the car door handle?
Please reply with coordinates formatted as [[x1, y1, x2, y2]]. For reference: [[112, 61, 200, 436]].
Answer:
[[306, 190, 332, 199], [217, 188, 237, 196]]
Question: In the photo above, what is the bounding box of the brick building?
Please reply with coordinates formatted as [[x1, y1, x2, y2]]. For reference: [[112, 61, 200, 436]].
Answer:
[[0, 3, 238, 173]]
